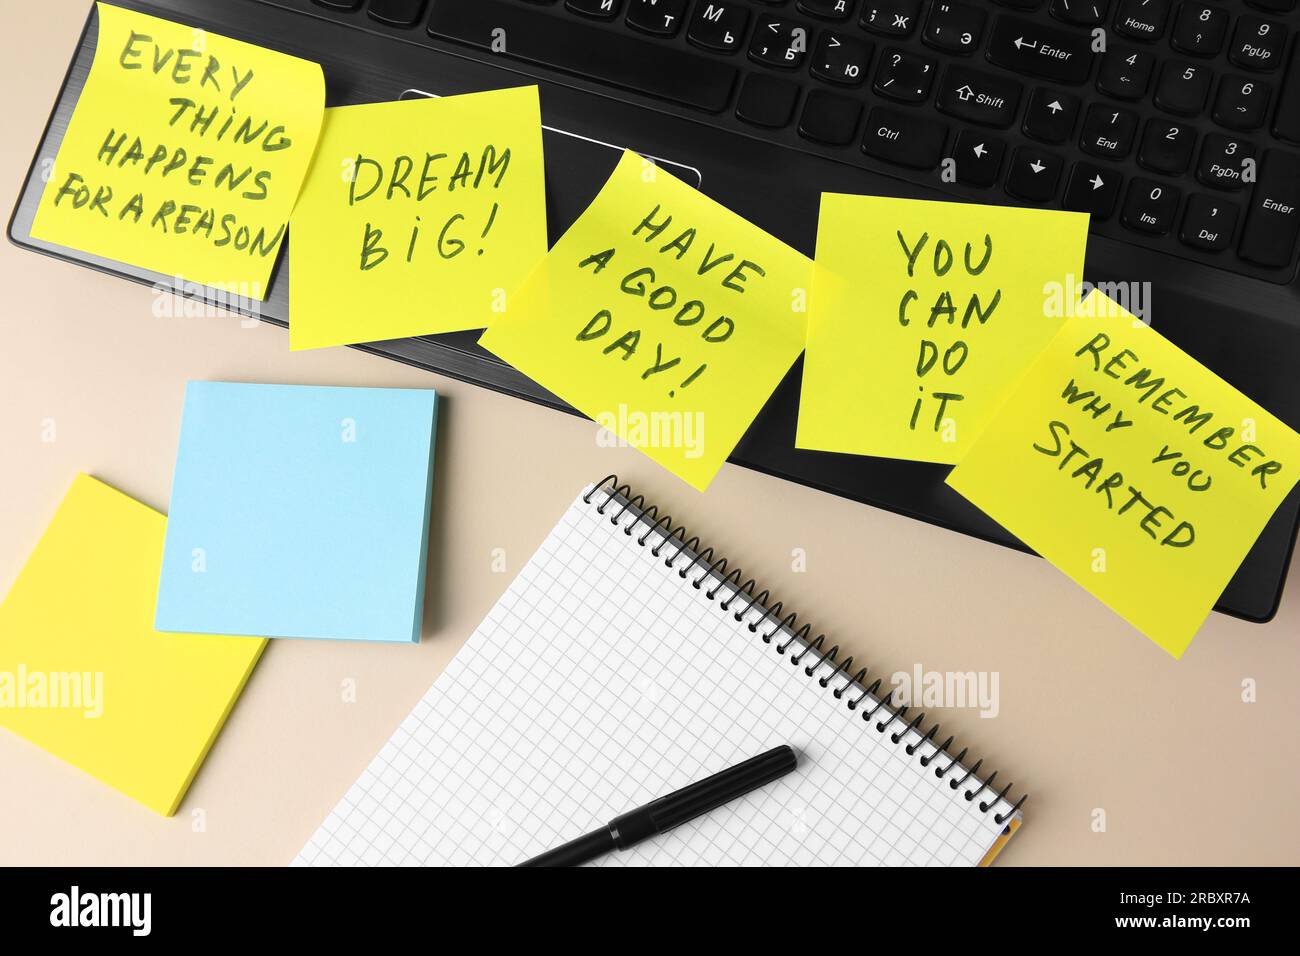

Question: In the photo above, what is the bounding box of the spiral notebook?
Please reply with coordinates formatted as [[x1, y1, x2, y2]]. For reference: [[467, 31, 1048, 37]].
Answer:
[[294, 480, 1025, 866]]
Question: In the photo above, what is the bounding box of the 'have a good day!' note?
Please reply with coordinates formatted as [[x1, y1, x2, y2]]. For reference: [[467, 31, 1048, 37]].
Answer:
[[480, 151, 810, 491], [947, 293, 1300, 658], [31, 3, 324, 298], [289, 88, 547, 349], [798, 195, 1089, 464]]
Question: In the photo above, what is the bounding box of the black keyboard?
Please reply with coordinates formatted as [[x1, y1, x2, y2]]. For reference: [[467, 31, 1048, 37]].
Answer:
[[278, 0, 1300, 284]]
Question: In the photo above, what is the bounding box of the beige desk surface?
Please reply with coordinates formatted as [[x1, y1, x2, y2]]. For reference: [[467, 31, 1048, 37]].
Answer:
[[2, 2, 1297, 867]]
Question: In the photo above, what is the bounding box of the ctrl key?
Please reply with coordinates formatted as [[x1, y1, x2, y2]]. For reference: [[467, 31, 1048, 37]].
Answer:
[[861, 107, 948, 169], [1179, 194, 1239, 252]]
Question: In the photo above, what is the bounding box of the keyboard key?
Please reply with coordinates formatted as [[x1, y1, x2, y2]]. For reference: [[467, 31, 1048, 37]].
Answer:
[[1274, 39, 1300, 143], [1154, 61, 1212, 115], [1049, 0, 1109, 26], [1122, 178, 1180, 234], [1139, 119, 1195, 174], [951, 130, 1006, 186], [1196, 134, 1255, 189], [428, 1, 738, 112], [736, 72, 800, 127], [1229, 17, 1287, 72], [1063, 161, 1122, 219], [811, 31, 873, 85], [1239, 149, 1300, 266], [567, 0, 622, 19], [1112, 0, 1170, 40], [1080, 103, 1138, 158], [687, 1, 750, 52], [1180, 194, 1238, 250], [1213, 75, 1272, 130], [750, 16, 809, 68], [860, 0, 921, 36], [1005, 146, 1064, 200], [873, 47, 937, 101], [626, 0, 687, 36], [923, 1, 987, 54], [986, 15, 1094, 84], [313, 0, 361, 9], [861, 106, 949, 167], [798, 89, 863, 144], [1170, 2, 1228, 55], [798, 0, 856, 19], [1096, 47, 1154, 100], [1023, 87, 1080, 142], [936, 66, 1022, 127], [367, 0, 427, 27], [1247, 0, 1297, 10]]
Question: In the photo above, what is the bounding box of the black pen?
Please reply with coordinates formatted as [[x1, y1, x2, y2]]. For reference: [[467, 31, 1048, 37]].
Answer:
[[518, 744, 798, 867]]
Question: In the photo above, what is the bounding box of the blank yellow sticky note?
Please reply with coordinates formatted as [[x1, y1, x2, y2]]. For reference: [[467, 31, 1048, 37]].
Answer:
[[479, 151, 811, 491], [798, 195, 1089, 464], [289, 88, 547, 348], [0, 475, 265, 815], [31, 2, 324, 298], [947, 294, 1300, 658]]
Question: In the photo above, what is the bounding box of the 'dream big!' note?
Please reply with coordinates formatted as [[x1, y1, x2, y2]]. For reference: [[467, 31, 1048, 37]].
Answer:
[[30, 3, 324, 298], [289, 88, 548, 348], [947, 293, 1300, 658], [479, 151, 811, 491], [797, 195, 1089, 464]]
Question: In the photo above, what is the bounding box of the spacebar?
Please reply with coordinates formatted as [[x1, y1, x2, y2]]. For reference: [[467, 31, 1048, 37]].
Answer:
[[427, 1, 736, 112]]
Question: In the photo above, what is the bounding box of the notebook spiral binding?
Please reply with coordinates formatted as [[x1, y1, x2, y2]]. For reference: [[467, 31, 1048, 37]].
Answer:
[[584, 475, 1027, 828]]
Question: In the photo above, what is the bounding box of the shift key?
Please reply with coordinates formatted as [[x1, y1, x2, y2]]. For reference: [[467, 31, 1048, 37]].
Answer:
[[1238, 150, 1300, 268], [986, 16, 1093, 86]]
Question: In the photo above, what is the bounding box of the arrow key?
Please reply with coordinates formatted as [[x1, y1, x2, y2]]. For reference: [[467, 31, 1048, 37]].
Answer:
[[1005, 146, 1064, 202], [1063, 161, 1122, 220], [1023, 88, 1080, 143], [952, 130, 1006, 187]]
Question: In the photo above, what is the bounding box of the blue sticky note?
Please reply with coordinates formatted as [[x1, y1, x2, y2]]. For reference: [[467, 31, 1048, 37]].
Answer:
[[156, 381, 437, 643]]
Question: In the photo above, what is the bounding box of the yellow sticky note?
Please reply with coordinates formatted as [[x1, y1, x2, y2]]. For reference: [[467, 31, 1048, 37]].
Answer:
[[0, 475, 265, 815], [798, 195, 1089, 464], [947, 293, 1300, 658], [479, 151, 811, 491], [30, 3, 324, 299], [289, 88, 548, 348]]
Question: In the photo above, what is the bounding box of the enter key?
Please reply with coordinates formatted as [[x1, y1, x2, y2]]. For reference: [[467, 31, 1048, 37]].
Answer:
[[1238, 150, 1300, 269], [986, 15, 1094, 85]]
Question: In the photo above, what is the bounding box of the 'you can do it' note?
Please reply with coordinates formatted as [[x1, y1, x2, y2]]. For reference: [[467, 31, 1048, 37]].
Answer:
[[31, 3, 324, 297], [798, 195, 1088, 464]]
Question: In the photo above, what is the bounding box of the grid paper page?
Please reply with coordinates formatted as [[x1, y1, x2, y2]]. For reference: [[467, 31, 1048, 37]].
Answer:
[[295, 487, 1019, 866]]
